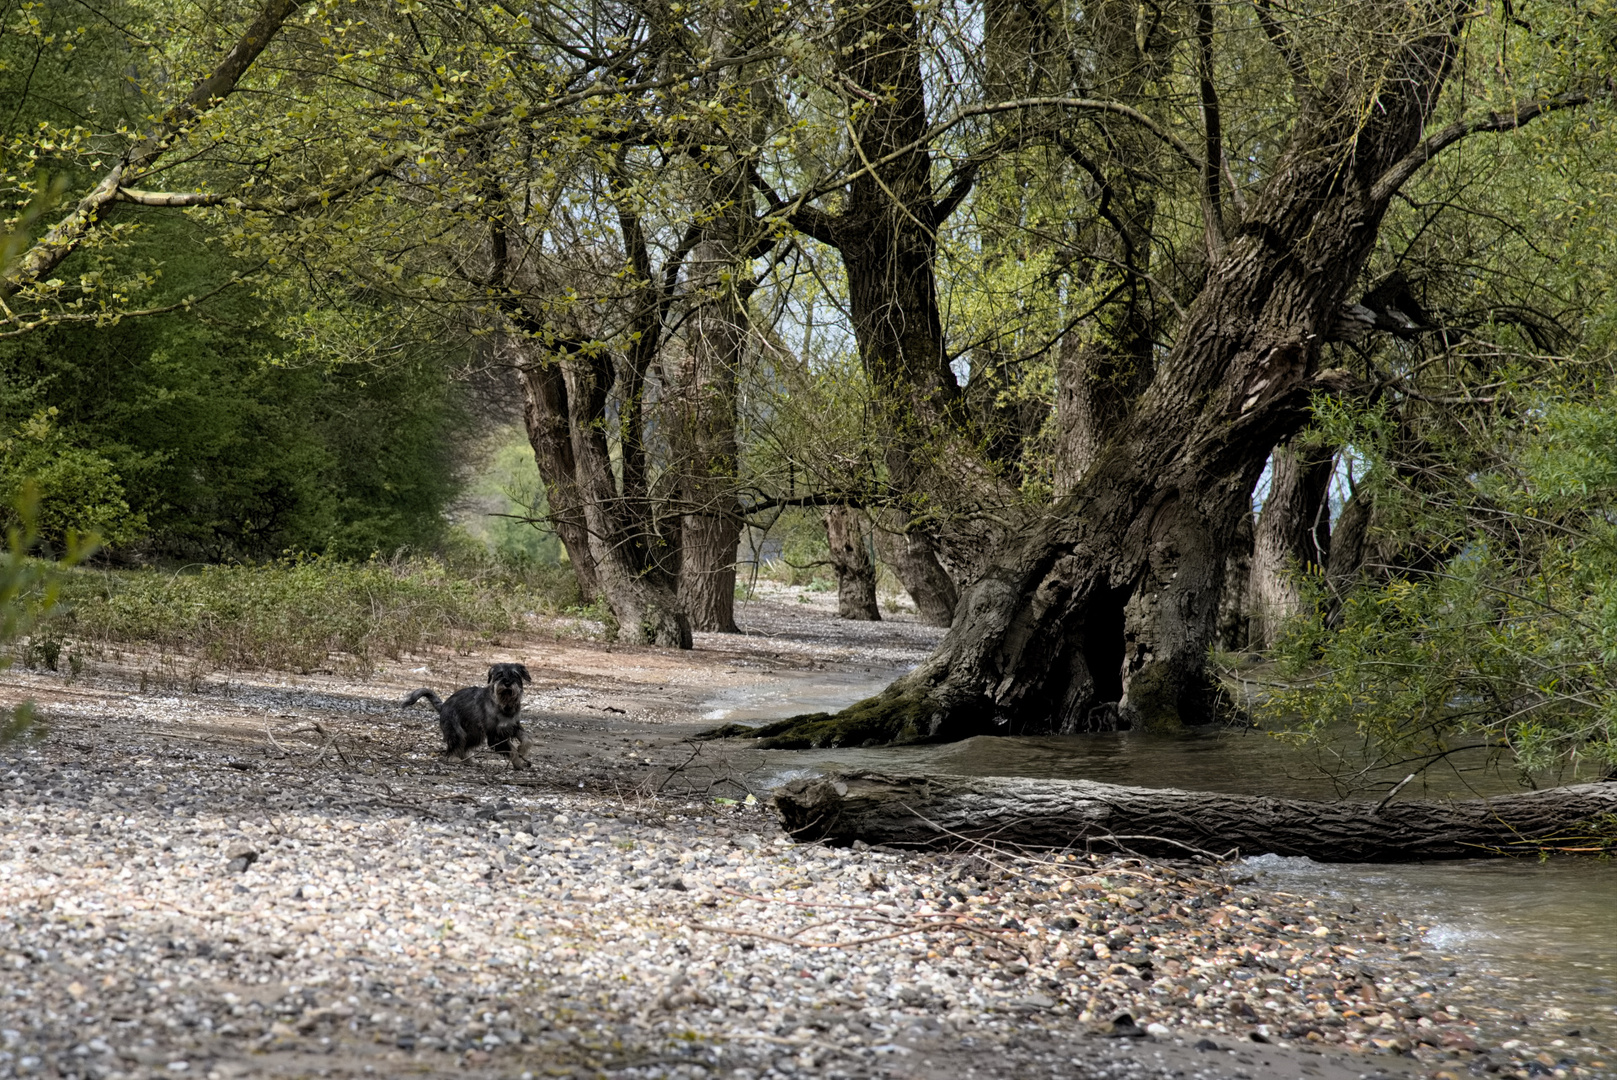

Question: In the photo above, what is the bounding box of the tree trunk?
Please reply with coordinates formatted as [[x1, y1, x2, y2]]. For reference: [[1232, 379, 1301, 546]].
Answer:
[[873, 509, 957, 627], [515, 348, 601, 602], [672, 219, 746, 633], [1051, 0, 1166, 495], [1248, 441, 1334, 647], [825, 506, 880, 621], [559, 348, 691, 648], [731, 10, 1462, 745], [803, 0, 1016, 584], [679, 514, 739, 632], [773, 772, 1617, 862], [1217, 509, 1254, 652]]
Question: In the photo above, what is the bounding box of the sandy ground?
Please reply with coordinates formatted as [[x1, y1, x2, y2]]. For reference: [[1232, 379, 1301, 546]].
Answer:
[[0, 594, 1602, 1080]]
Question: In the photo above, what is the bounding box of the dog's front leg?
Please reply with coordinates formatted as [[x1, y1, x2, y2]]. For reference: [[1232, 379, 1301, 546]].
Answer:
[[507, 728, 533, 770]]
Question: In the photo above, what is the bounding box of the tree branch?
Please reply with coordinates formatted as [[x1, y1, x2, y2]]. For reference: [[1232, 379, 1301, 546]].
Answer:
[[1253, 0, 1316, 108], [755, 95, 1202, 246], [745, 162, 838, 246], [0, 0, 301, 299], [114, 155, 406, 213], [0, 268, 257, 338], [1195, 0, 1226, 259], [1372, 88, 1607, 203]]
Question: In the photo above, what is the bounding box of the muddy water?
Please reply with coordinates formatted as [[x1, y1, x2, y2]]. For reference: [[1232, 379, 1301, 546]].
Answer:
[[719, 667, 1617, 1047]]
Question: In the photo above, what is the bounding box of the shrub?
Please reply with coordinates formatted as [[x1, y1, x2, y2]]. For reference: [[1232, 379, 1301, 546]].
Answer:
[[51, 555, 579, 674]]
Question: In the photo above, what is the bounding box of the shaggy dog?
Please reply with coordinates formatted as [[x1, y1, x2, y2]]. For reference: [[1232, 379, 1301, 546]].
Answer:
[[402, 663, 532, 765]]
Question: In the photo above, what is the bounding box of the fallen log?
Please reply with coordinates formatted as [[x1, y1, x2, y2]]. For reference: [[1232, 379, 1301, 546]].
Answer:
[[772, 772, 1617, 862]]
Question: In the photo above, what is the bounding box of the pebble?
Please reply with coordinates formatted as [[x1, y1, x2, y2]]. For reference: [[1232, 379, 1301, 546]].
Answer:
[[1, 611, 1610, 1080]]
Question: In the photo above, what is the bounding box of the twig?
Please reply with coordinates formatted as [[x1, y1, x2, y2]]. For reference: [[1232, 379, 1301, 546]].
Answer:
[[688, 920, 941, 950], [1374, 773, 1416, 814], [1083, 834, 1238, 863]]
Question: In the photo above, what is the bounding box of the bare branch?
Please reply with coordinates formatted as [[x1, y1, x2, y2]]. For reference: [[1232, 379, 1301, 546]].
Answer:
[[1372, 88, 1608, 203], [759, 95, 1203, 238], [1254, 0, 1316, 107]]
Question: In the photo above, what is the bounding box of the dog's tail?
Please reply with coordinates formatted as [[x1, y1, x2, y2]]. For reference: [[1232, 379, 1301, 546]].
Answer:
[[401, 688, 442, 710]]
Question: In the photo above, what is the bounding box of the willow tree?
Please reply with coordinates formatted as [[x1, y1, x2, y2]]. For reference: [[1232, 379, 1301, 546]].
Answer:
[[739, 0, 1614, 745]]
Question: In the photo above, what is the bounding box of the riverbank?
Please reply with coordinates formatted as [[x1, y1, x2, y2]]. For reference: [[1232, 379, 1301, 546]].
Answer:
[[0, 596, 1609, 1079]]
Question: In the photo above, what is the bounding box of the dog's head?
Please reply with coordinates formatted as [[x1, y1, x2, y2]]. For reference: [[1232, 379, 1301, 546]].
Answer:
[[487, 663, 531, 711]]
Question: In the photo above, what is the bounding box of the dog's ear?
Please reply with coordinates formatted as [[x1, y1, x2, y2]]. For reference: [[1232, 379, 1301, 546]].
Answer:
[[516, 664, 532, 685], [487, 666, 499, 684]]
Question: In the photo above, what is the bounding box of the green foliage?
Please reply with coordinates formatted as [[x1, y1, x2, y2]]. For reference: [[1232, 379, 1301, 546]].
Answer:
[[0, 486, 98, 742], [0, 216, 468, 560], [53, 555, 575, 674], [0, 409, 144, 550], [1260, 385, 1617, 783]]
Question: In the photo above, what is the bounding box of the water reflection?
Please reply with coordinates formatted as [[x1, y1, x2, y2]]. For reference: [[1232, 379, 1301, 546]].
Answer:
[[756, 729, 1526, 801]]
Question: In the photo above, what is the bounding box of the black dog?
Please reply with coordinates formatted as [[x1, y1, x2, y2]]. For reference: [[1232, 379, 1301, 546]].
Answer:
[[402, 663, 533, 765]]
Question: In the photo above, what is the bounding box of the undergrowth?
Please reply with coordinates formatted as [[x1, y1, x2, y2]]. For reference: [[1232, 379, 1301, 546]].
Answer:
[[38, 555, 581, 674]]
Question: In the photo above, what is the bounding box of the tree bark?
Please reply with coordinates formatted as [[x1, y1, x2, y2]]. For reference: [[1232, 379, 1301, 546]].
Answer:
[[558, 345, 691, 648], [514, 346, 601, 602], [672, 223, 746, 633], [736, 6, 1464, 745], [1248, 440, 1334, 647], [825, 506, 880, 621], [773, 772, 1617, 862], [873, 510, 957, 627]]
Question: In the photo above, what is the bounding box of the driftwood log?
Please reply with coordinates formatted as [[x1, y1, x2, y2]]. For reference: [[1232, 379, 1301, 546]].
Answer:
[[772, 773, 1617, 862]]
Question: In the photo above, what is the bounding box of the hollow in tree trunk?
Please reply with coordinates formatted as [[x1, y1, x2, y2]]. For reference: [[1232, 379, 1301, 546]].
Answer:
[[1217, 509, 1255, 652], [825, 506, 880, 621]]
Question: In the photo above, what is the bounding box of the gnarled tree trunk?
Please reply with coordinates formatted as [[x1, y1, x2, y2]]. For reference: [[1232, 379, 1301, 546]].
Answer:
[[825, 506, 880, 621], [555, 346, 691, 648], [773, 772, 1617, 862], [733, 8, 1462, 744], [515, 348, 601, 602]]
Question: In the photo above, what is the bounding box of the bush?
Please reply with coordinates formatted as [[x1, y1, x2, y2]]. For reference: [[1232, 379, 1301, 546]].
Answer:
[[51, 555, 580, 674], [0, 409, 145, 552]]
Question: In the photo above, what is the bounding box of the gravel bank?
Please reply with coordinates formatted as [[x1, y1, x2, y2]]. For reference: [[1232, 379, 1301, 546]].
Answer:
[[0, 603, 1608, 1080]]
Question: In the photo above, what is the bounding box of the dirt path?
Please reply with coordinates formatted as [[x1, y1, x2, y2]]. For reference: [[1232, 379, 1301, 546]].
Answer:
[[0, 597, 1587, 1079]]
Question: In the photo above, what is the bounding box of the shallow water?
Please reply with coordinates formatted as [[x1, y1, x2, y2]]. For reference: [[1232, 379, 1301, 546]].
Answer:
[[697, 669, 896, 724], [733, 666, 1617, 1049], [1246, 854, 1617, 1043]]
